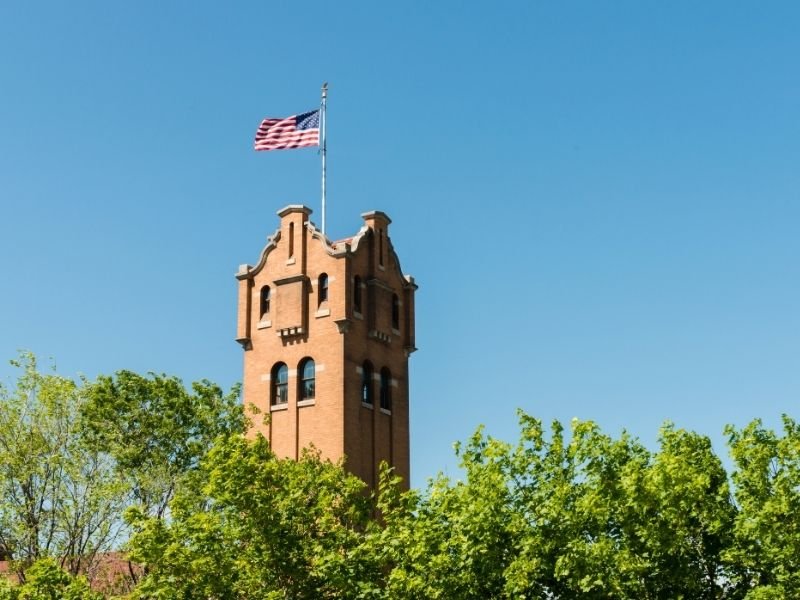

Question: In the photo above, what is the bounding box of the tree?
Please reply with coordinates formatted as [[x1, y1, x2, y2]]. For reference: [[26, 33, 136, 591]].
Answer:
[[0, 353, 125, 581], [369, 428, 514, 599], [726, 416, 800, 599], [126, 434, 375, 599], [9, 558, 101, 600], [370, 413, 745, 599], [80, 371, 245, 521], [7, 352, 800, 599]]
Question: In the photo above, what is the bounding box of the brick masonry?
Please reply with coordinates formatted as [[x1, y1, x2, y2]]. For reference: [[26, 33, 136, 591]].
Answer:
[[236, 206, 417, 488]]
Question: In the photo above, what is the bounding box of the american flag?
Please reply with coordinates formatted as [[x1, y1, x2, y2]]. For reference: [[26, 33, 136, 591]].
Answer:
[[254, 110, 320, 151]]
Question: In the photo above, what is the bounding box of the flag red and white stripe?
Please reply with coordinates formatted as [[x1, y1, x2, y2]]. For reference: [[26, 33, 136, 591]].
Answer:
[[254, 110, 320, 151]]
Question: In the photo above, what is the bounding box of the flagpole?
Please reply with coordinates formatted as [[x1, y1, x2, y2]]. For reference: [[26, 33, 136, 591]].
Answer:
[[320, 82, 328, 235]]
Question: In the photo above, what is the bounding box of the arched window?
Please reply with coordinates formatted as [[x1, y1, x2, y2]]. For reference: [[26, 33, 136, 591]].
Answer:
[[391, 293, 400, 330], [353, 276, 362, 313], [361, 361, 374, 406], [380, 367, 391, 411], [271, 362, 288, 405], [260, 285, 271, 318], [299, 358, 315, 401], [318, 273, 328, 305]]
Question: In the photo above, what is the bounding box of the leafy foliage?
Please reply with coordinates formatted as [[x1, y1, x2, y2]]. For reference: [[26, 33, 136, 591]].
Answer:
[[372, 415, 743, 599], [126, 436, 373, 599], [10, 558, 101, 600], [81, 370, 245, 520], [726, 417, 800, 598], [2, 354, 800, 599], [0, 354, 242, 593], [0, 353, 124, 580]]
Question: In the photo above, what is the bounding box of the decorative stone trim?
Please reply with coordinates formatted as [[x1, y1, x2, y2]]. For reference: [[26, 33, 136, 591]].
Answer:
[[369, 330, 391, 344], [297, 399, 316, 408], [367, 278, 394, 292], [270, 403, 288, 412], [236, 228, 280, 280], [306, 222, 349, 257], [277, 327, 304, 338], [315, 308, 330, 318], [380, 408, 392, 416], [274, 274, 306, 286], [277, 204, 311, 218], [257, 319, 272, 329]]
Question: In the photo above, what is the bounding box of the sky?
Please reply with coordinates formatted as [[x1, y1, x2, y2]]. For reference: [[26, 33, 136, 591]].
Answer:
[[1, 1, 798, 488]]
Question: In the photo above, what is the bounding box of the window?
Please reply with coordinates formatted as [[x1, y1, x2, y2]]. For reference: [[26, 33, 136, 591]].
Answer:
[[318, 273, 328, 305], [353, 276, 362, 313], [380, 367, 391, 411], [391, 293, 400, 330], [361, 361, 374, 405], [271, 363, 288, 405], [288, 222, 295, 258], [379, 229, 384, 266], [260, 286, 271, 318], [299, 358, 315, 401]]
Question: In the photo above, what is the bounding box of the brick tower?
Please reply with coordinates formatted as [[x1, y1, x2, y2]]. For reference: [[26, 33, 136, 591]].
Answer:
[[235, 205, 417, 487]]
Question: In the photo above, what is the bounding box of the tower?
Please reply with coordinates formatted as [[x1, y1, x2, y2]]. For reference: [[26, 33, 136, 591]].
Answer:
[[235, 205, 417, 487]]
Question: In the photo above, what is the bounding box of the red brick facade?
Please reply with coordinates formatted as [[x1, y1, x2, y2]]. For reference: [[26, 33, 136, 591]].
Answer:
[[236, 206, 416, 487]]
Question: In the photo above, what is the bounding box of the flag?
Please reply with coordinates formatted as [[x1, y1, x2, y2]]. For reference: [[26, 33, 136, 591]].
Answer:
[[254, 110, 320, 151]]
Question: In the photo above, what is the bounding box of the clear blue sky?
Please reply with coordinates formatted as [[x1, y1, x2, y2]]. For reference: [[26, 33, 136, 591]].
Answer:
[[1, 1, 798, 488]]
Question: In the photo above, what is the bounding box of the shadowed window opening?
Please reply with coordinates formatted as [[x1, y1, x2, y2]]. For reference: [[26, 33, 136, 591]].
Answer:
[[362, 361, 374, 405], [299, 358, 315, 401], [380, 367, 391, 411], [271, 363, 288, 405]]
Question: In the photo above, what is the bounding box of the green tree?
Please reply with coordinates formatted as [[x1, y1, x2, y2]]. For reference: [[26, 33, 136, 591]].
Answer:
[[0, 353, 125, 581], [373, 413, 744, 599], [10, 351, 800, 599], [81, 370, 245, 521], [726, 416, 800, 599], [0, 577, 17, 600], [126, 434, 374, 599], [13, 558, 101, 600], [370, 428, 514, 599]]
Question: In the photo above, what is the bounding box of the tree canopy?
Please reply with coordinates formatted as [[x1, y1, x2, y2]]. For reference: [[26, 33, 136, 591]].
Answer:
[[1, 353, 799, 599]]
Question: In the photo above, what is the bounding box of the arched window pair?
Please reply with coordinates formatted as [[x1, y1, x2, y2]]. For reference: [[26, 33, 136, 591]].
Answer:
[[270, 358, 315, 406], [361, 361, 391, 411]]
